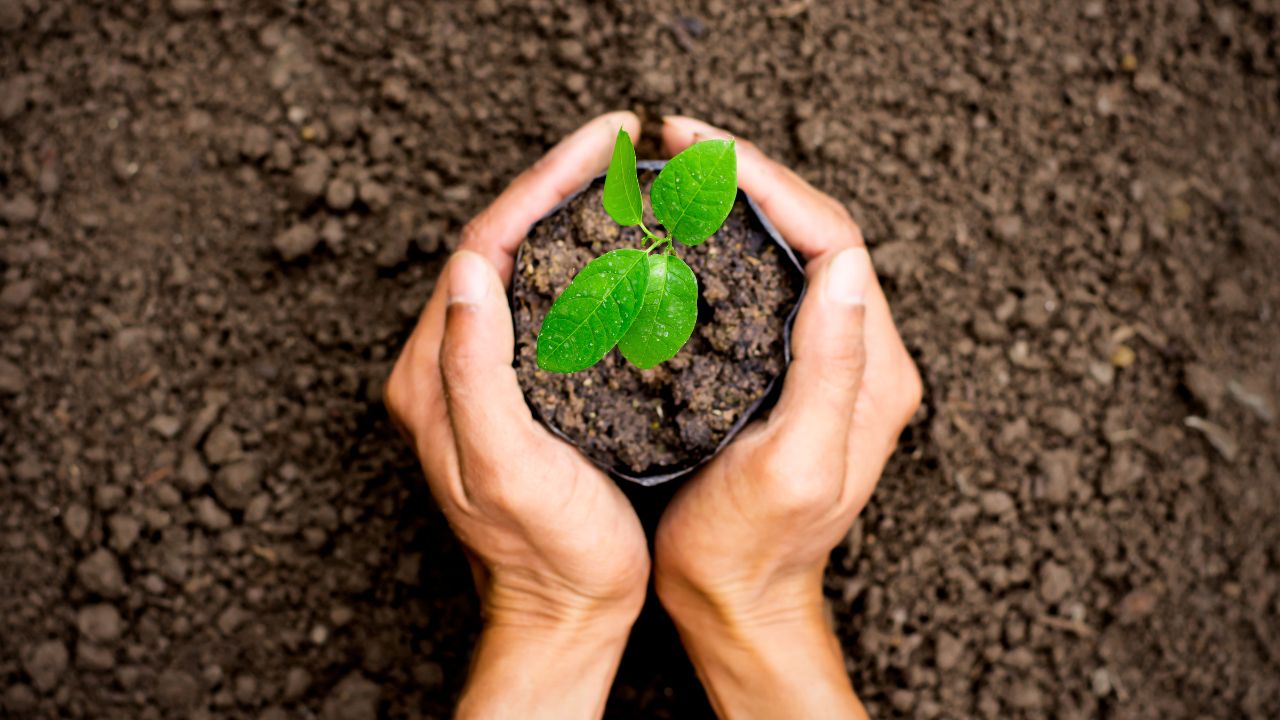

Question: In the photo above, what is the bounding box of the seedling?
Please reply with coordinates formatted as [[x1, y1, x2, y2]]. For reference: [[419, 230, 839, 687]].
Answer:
[[536, 129, 737, 373]]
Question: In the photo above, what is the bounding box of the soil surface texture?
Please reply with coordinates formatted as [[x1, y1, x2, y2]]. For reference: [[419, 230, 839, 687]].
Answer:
[[513, 169, 800, 477], [2, 2, 1279, 719]]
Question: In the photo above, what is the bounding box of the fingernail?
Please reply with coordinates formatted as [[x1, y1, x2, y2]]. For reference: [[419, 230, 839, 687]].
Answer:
[[448, 251, 491, 306], [824, 247, 870, 306]]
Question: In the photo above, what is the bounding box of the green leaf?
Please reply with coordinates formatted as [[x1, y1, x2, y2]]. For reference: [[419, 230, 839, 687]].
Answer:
[[536, 249, 650, 373], [618, 254, 699, 370], [651, 139, 737, 246], [602, 128, 643, 226]]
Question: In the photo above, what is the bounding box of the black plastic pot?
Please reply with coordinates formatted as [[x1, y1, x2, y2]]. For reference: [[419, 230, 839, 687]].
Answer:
[[511, 160, 807, 486]]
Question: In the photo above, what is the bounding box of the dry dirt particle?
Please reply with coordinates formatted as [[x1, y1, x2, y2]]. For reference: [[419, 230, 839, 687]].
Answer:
[[0, 358, 25, 394], [148, 414, 183, 439], [202, 423, 243, 465], [283, 667, 312, 701], [76, 604, 123, 644], [168, 0, 206, 19], [213, 458, 262, 510], [292, 151, 331, 204], [0, 278, 36, 307], [155, 669, 201, 711], [108, 513, 143, 553], [2, 685, 36, 715], [0, 0, 25, 32], [1, 193, 37, 224], [194, 496, 232, 530], [22, 640, 68, 693], [935, 631, 965, 671], [177, 451, 211, 492], [76, 548, 126, 598], [326, 178, 356, 212], [63, 502, 91, 540], [1039, 561, 1074, 604], [274, 224, 320, 262], [322, 672, 381, 720], [1038, 450, 1079, 505], [980, 490, 1016, 516], [1041, 406, 1083, 437], [78, 642, 117, 671]]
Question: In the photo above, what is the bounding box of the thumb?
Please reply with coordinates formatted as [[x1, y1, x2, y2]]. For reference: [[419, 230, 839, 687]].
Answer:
[[769, 247, 870, 452], [439, 250, 538, 462]]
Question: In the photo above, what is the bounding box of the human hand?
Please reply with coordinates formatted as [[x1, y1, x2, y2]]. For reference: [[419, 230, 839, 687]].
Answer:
[[653, 116, 923, 719], [384, 112, 650, 719]]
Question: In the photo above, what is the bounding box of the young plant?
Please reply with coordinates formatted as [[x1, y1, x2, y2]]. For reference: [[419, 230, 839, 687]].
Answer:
[[536, 128, 737, 373]]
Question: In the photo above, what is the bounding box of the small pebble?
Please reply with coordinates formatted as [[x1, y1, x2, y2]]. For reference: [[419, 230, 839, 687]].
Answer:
[[23, 640, 68, 693], [76, 604, 123, 644], [76, 548, 126, 598], [274, 224, 319, 262], [325, 178, 356, 212], [1110, 344, 1135, 368], [980, 490, 1016, 516], [63, 503, 91, 540], [1, 193, 38, 225]]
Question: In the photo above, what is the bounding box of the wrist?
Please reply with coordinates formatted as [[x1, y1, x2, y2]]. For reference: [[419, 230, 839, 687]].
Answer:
[[457, 566, 643, 720], [481, 563, 646, 639], [458, 612, 635, 720], [656, 570, 867, 719], [654, 562, 824, 635]]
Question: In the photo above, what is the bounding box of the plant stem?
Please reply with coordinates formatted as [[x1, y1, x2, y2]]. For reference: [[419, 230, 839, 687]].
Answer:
[[639, 222, 678, 256], [645, 236, 677, 256]]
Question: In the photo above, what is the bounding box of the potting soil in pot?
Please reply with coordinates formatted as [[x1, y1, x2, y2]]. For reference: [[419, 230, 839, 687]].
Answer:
[[512, 170, 802, 476]]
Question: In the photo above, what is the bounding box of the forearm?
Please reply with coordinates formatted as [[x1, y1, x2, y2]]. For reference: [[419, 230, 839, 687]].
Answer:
[[456, 621, 629, 720], [662, 577, 867, 720]]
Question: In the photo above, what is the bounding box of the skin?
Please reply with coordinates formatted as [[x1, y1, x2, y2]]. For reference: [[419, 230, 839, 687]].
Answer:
[[384, 112, 922, 719], [654, 116, 923, 719], [384, 111, 650, 719]]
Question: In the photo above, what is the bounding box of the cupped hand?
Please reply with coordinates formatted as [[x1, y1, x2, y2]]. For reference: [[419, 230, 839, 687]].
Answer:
[[653, 116, 923, 719], [384, 112, 650, 718]]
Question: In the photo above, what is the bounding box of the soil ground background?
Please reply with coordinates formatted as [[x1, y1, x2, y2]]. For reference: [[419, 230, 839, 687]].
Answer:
[[2, 1, 1279, 718]]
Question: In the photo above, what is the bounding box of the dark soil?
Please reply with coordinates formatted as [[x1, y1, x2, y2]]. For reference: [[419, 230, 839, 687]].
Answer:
[[512, 169, 801, 478], [2, 2, 1279, 719]]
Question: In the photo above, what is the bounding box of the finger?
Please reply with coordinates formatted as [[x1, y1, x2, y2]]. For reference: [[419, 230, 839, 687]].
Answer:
[[385, 286, 459, 480], [661, 115, 861, 258], [768, 247, 870, 455], [664, 116, 920, 470], [847, 287, 923, 469], [461, 110, 643, 281], [438, 251, 540, 475], [388, 113, 642, 486]]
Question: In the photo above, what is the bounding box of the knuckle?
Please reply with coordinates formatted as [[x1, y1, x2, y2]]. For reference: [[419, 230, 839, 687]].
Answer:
[[382, 365, 408, 419], [754, 439, 840, 514], [381, 364, 422, 445], [829, 198, 855, 224], [772, 470, 840, 516], [898, 360, 925, 422], [470, 453, 558, 517], [474, 474, 522, 515], [837, 214, 865, 247], [459, 216, 489, 250]]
